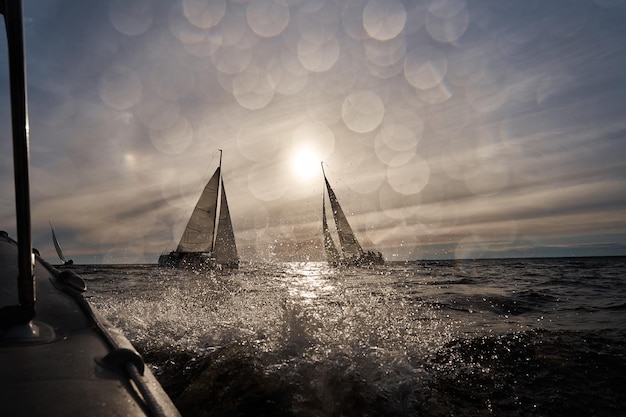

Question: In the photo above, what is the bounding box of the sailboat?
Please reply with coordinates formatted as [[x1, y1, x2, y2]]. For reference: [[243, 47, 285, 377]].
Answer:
[[49, 222, 73, 267], [158, 151, 239, 270], [321, 164, 384, 267], [0, 2, 180, 415]]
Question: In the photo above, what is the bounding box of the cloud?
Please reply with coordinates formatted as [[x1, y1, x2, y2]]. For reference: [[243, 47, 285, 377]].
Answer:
[[1, 0, 625, 263]]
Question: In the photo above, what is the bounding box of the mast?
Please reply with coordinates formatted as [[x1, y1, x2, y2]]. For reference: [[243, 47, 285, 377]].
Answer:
[[2, 0, 35, 313]]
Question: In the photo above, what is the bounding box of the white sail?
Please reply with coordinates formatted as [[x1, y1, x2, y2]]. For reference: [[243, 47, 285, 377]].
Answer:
[[321, 165, 384, 266], [176, 168, 220, 253], [212, 178, 239, 265], [322, 195, 341, 264], [50, 221, 73, 265], [324, 176, 364, 258], [50, 222, 67, 263]]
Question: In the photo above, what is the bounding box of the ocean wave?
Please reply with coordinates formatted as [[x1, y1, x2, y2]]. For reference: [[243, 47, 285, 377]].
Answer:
[[599, 302, 626, 311], [82, 259, 626, 416], [136, 328, 626, 417]]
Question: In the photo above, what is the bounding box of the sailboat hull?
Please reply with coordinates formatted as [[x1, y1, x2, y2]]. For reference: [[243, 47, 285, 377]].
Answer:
[[0, 233, 180, 416], [335, 251, 385, 267], [158, 251, 238, 270]]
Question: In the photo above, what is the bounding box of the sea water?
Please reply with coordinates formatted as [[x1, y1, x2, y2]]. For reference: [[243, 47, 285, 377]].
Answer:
[[81, 257, 626, 417]]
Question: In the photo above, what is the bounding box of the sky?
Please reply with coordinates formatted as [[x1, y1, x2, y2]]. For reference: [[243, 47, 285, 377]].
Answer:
[[1, 0, 626, 263]]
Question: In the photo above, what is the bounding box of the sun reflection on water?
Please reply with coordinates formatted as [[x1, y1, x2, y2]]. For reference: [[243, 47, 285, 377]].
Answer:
[[282, 262, 337, 303]]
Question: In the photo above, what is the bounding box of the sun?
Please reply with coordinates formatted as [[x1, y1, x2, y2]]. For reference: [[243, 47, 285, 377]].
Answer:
[[292, 148, 320, 179]]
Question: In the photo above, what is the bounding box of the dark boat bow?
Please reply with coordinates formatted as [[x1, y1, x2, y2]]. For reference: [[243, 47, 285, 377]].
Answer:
[[0, 2, 180, 415]]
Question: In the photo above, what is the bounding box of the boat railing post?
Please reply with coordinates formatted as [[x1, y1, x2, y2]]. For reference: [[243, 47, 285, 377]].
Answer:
[[1, 0, 36, 314]]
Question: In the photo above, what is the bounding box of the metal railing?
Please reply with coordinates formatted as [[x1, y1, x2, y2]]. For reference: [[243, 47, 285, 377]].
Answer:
[[1, 0, 35, 314]]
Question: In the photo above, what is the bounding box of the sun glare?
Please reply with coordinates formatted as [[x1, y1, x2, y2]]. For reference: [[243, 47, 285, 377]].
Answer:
[[293, 149, 320, 179]]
